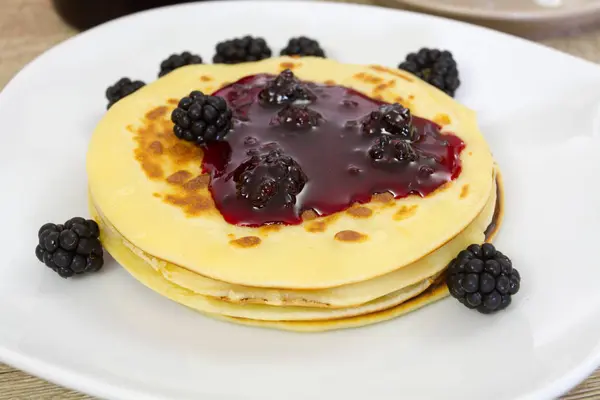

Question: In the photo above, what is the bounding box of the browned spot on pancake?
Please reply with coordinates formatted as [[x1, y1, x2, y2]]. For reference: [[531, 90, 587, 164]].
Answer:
[[126, 124, 135, 132], [433, 113, 451, 126], [148, 141, 163, 155], [372, 192, 394, 203], [227, 233, 236, 239], [324, 80, 336, 85], [306, 214, 340, 233], [460, 184, 469, 199], [301, 209, 319, 221], [230, 236, 261, 248], [374, 80, 396, 93], [368, 65, 413, 82], [167, 98, 180, 105], [395, 96, 405, 104], [306, 220, 326, 233], [353, 72, 383, 85], [280, 62, 299, 70], [168, 142, 203, 165], [259, 224, 282, 234], [347, 206, 373, 218], [373, 94, 384, 101], [394, 205, 418, 221], [204, 86, 214, 93], [334, 230, 368, 242], [141, 161, 164, 179], [468, 151, 473, 156], [183, 175, 209, 191], [164, 194, 213, 216], [166, 170, 192, 185], [153, 193, 161, 198], [145, 106, 168, 121], [408, 95, 415, 100], [200, 75, 212, 82]]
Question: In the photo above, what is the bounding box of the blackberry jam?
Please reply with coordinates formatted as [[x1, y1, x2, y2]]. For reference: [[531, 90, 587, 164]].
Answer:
[[202, 73, 464, 226]]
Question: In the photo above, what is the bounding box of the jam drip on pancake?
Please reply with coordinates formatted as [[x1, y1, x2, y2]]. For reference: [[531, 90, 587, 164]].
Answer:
[[202, 70, 464, 226]]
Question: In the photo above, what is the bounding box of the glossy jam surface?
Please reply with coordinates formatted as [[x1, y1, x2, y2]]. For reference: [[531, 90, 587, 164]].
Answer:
[[203, 74, 464, 226]]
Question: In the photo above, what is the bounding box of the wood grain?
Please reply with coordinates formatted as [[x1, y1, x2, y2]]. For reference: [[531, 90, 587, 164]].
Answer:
[[1, 0, 600, 399]]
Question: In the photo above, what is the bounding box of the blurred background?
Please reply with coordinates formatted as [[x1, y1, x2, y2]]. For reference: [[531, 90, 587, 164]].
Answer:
[[2, 0, 600, 399]]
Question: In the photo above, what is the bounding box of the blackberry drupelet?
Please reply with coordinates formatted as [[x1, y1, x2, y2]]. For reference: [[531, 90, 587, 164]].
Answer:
[[258, 69, 316, 106], [213, 36, 272, 64], [159, 51, 203, 77], [106, 77, 145, 109], [398, 48, 460, 97], [234, 149, 307, 209], [35, 218, 104, 278], [368, 135, 418, 164], [361, 103, 415, 140], [280, 37, 326, 58], [446, 243, 520, 314], [171, 91, 233, 144], [272, 104, 323, 129]]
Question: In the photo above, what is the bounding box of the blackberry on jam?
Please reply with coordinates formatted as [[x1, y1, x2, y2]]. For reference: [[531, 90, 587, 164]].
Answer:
[[106, 77, 145, 109], [258, 69, 316, 106], [234, 149, 307, 209], [398, 48, 460, 97], [171, 91, 233, 144], [35, 218, 104, 278], [368, 135, 418, 164], [446, 243, 520, 314], [159, 51, 203, 77], [361, 103, 415, 140], [271, 104, 322, 129], [213, 36, 272, 64], [280, 37, 326, 58]]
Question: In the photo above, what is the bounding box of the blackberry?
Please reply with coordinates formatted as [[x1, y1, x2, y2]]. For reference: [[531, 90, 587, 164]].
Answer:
[[35, 218, 104, 278], [361, 103, 415, 140], [213, 36, 272, 64], [234, 149, 307, 209], [258, 69, 316, 106], [171, 91, 233, 144], [368, 135, 418, 164], [280, 37, 326, 58], [159, 51, 203, 77], [446, 243, 520, 314], [271, 104, 322, 129], [398, 48, 460, 97], [106, 77, 145, 109]]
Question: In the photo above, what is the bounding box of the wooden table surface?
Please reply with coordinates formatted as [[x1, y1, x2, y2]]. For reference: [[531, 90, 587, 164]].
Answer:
[[2, 0, 600, 398]]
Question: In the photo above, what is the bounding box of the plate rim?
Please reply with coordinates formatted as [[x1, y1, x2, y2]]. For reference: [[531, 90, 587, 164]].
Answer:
[[1, 1, 600, 399]]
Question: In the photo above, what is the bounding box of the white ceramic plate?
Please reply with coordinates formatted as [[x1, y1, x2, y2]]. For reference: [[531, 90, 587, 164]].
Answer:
[[1, 2, 600, 399], [373, 0, 600, 37]]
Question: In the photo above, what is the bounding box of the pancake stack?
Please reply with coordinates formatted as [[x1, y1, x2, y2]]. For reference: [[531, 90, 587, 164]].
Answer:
[[87, 57, 502, 331]]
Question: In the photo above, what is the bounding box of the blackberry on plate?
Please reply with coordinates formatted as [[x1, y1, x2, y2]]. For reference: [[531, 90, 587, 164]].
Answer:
[[258, 69, 316, 106], [280, 37, 326, 58], [159, 51, 203, 77], [271, 104, 323, 129], [398, 48, 460, 97], [446, 243, 520, 314], [106, 77, 145, 109], [368, 135, 418, 164], [234, 149, 307, 209], [213, 36, 272, 64], [35, 218, 104, 278], [171, 91, 233, 144], [361, 103, 415, 140]]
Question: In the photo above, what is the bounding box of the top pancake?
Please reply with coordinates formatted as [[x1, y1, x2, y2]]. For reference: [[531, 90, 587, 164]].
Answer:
[[86, 56, 494, 289]]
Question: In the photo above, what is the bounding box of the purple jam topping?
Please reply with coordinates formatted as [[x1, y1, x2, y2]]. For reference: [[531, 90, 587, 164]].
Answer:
[[202, 70, 464, 226]]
